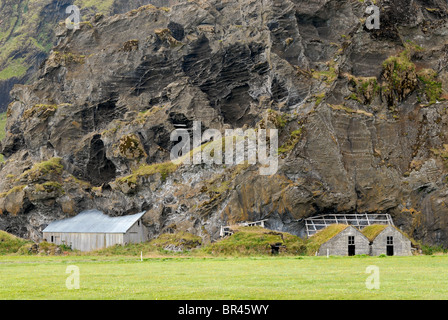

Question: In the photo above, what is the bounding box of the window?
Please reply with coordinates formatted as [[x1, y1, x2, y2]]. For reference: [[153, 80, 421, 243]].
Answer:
[[348, 236, 355, 245], [387, 236, 393, 245], [50, 236, 54, 243], [348, 236, 355, 256], [137, 220, 140, 226]]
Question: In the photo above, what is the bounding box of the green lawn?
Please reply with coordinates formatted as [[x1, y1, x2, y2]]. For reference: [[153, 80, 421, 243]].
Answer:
[[0, 255, 447, 299]]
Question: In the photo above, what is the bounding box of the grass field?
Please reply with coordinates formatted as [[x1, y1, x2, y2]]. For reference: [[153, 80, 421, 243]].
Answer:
[[1, 255, 448, 299]]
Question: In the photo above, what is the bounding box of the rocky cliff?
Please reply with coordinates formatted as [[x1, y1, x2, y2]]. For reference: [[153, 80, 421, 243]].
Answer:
[[0, 0, 172, 112], [1, 0, 448, 246]]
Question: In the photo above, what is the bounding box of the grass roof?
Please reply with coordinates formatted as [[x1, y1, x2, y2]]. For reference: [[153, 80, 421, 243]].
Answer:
[[306, 224, 349, 255], [361, 224, 389, 242], [362, 224, 416, 245], [202, 226, 307, 256], [310, 224, 350, 245]]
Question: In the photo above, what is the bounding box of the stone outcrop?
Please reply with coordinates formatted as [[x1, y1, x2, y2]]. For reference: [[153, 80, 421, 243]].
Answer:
[[0, 0, 169, 112], [1, 0, 448, 247]]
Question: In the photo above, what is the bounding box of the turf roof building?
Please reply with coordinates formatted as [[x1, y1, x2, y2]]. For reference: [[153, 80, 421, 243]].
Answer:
[[42, 210, 148, 252], [314, 224, 413, 256], [316, 225, 370, 256], [362, 225, 412, 256]]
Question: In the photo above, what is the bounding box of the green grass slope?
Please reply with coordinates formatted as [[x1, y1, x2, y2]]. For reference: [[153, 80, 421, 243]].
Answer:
[[201, 226, 307, 256], [0, 230, 31, 254]]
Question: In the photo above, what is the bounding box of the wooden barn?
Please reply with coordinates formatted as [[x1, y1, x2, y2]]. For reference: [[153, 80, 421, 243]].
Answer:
[[316, 225, 370, 256], [42, 210, 148, 252], [362, 225, 412, 256]]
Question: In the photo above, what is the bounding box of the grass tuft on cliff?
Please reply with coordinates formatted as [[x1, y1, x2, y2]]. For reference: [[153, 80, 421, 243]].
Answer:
[[116, 161, 179, 187], [19, 157, 64, 182]]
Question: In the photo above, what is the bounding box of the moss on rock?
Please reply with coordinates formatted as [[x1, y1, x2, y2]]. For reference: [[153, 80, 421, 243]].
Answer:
[[114, 134, 147, 160], [417, 68, 443, 105], [19, 158, 64, 182]]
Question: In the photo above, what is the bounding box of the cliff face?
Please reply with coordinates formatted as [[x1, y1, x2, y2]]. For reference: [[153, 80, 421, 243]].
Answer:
[[0, 0, 168, 112], [1, 0, 448, 245]]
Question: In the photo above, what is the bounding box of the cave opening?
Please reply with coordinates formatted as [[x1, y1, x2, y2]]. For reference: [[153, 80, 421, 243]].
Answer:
[[86, 134, 117, 187]]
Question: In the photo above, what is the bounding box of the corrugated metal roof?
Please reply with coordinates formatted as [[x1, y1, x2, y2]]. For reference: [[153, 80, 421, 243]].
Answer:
[[42, 210, 146, 234]]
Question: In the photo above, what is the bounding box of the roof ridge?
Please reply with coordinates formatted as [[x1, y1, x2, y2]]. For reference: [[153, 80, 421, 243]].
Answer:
[[43, 210, 146, 234]]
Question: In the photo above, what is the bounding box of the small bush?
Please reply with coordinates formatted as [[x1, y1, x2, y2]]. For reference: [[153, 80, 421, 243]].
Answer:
[[421, 245, 447, 255]]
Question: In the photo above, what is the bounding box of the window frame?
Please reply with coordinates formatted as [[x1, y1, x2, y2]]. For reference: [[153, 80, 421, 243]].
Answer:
[[348, 236, 355, 245], [387, 236, 394, 245]]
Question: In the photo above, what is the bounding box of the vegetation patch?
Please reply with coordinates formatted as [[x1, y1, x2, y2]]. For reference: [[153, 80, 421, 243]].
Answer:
[[201, 226, 307, 256], [73, 0, 115, 14], [417, 68, 443, 105], [0, 59, 28, 80], [150, 232, 202, 252], [361, 224, 388, 242], [52, 51, 86, 65], [23, 104, 58, 119], [127, 4, 157, 15], [381, 43, 421, 106], [346, 75, 381, 105], [266, 109, 288, 129], [329, 104, 373, 117], [278, 128, 304, 156], [2, 255, 448, 299], [115, 161, 179, 190], [134, 106, 164, 124], [115, 134, 146, 160], [34, 181, 65, 195], [0, 231, 32, 255], [122, 39, 139, 52], [17, 241, 73, 256], [420, 244, 447, 255], [312, 61, 337, 84], [19, 158, 64, 182], [91, 232, 201, 256], [314, 93, 326, 106], [430, 145, 448, 169], [307, 224, 349, 255], [0, 185, 26, 199], [155, 28, 183, 47]]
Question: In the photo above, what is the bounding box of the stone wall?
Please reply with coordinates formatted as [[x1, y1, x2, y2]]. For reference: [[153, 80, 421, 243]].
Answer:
[[318, 226, 370, 256], [370, 226, 412, 256]]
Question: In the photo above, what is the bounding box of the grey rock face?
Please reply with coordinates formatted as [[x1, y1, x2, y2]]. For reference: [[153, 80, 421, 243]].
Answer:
[[1, 0, 448, 247], [0, 0, 171, 112]]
